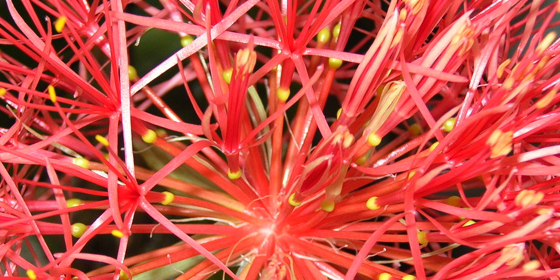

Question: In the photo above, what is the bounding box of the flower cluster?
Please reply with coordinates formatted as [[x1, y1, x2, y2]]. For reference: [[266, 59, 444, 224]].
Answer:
[[1, 0, 560, 279]]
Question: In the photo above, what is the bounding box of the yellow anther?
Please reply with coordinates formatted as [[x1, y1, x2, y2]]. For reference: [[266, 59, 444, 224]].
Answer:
[[442, 117, 455, 132], [54, 16, 67, 33], [514, 189, 544, 208], [536, 32, 556, 55], [66, 198, 83, 208], [536, 89, 556, 109], [26, 269, 37, 280], [95, 135, 109, 147], [277, 87, 290, 102], [227, 169, 242, 180], [288, 193, 301, 207], [402, 275, 416, 280], [537, 207, 553, 215], [141, 129, 157, 144], [48, 85, 57, 103], [502, 244, 524, 267], [317, 27, 331, 44], [497, 59, 510, 79], [180, 35, 194, 47], [446, 196, 461, 207], [462, 220, 475, 227], [222, 68, 233, 84], [72, 158, 90, 169], [408, 123, 421, 136], [486, 130, 513, 158], [406, 0, 423, 14], [333, 23, 341, 39], [417, 231, 428, 245], [71, 223, 87, 238], [111, 229, 124, 238], [522, 260, 540, 272], [451, 34, 462, 46], [342, 132, 354, 149], [119, 269, 129, 280], [366, 197, 380, 210], [356, 155, 368, 165], [399, 9, 408, 22], [429, 141, 439, 151], [321, 200, 335, 212], [379, 272, 392, 280], [367, 133, 382, 147], [127, 65, 138, 81], [155, 129, 168, 137], [407, 171, 416, 180], [161, 191, 175, 205], [235, 47, 257, 76], [328, 57, 343, 70], [390, 29, 403, 48], [336, 108, 342, 119], [0, 87, 6, 96]]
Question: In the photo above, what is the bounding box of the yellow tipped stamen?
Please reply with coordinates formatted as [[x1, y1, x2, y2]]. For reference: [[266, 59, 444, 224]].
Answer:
[[429, 141, 439, 151], [141, 129, 157, 144], [367, 133, 382, 147], [47, 85, 57, 103], [222, 68, 233, 84], [502, 244, 525, 267], [128, 65, 138, 81], [328, 58, 343, 70], [402, 275, 416, 280], [514, 189, 544, 208], [390, 29, 403, 48], [497, 59, 510, 79], [155, 129, 168, 137], [180, 35, 194, 47], [119, 270, 130, 280], [536, 89, 556, 109], [0, 87, 6, 96], [95, 135, 109, 147], [417, 231, 428, 245], [486, 130, 513, 158], [446, 196, 461, 207], [317, 27, 331, 44], [288, 193, 301, 207], [442, 117, 455, 132], [111, 229, 124, 238], [235, 47, 257, 76], [341, 131, 354, 148], [536, 32, 556, 55], [333, 23, 341, 39], [26, 269, 37, 280], [356, 154, 368, 166], [537, 207, 553, 215], [227, 169, 242, 180], [408, 171, 416, 180], [451, 34, 461, 46], [366, 197, 380, 210], [336, 108, 342, 119], [320, 200, 335, 212], [522, 260, 541, 272], [399, 9, 408, 22], [408, 123, 421, 136], [379, 272, 392, 280], [71, 223, 87, 238], [54, 16, 67, 33], [66, 198, 83, 208], [462, 220, 475, 227], [72, 158, 90, 169], [277, 87, 290, 102], [161, 191, 175, 205]]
